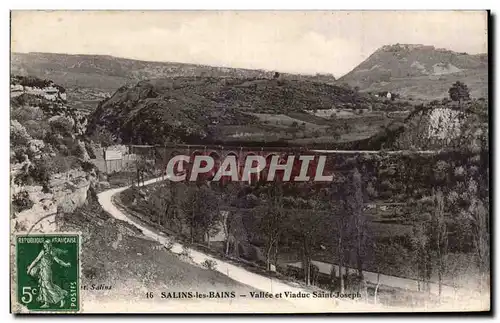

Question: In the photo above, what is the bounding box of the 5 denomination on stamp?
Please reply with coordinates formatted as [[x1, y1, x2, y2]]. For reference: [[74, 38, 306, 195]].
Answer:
[[16, 233, 81, 312]]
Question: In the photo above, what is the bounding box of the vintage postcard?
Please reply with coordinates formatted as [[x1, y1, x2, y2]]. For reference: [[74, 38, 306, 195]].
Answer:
[[10, 10, 490, 314]]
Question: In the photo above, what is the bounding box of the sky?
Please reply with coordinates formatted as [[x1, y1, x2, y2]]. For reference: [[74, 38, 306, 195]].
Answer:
[[11, 11, 488, 77]]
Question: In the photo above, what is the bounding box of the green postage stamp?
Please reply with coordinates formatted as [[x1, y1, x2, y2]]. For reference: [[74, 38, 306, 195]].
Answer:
[[15, 233, 81, 312]]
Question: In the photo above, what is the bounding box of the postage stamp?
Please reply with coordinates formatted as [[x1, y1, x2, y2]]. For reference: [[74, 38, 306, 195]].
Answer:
[[15, 233, 81, 312]]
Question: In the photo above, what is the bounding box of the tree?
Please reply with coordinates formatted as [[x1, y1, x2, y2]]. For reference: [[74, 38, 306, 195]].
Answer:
[[372, 242, 384, 305], [326, 173, 350, 293], [12, 190, 34, 214], [326, 125, 341, 140], [459, 179, 490, 293], [220, 183, 240, 255], [182, 183, 220, 245], [343, 122, 352, 133], [135, 155, 150, 186], [344, 168, 368, 297], [324, 179, 339, 291], [255, 184, 286, 272], [410, 219, 432, 294], [150, 183, 170, 226], [166, 182, 185, 232], [432, 188, 448, 298], [286, 198, 328, 286], [448, 81, 471, 103], [48, 116, 74, 138], [221, 210, 231, 254]]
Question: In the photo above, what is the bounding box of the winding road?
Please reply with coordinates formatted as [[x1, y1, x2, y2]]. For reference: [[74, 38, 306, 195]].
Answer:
[[97, 177, 385, 312], [96, 176, 481, 312]]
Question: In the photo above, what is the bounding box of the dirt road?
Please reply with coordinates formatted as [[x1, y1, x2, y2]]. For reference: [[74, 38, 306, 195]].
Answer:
[[97, 177, 385, 312], [96, 177, 485, 312]]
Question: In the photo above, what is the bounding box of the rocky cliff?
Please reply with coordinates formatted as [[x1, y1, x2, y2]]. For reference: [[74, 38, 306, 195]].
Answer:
[[10, 76, 98, 233], [11, 168, 96, 233]]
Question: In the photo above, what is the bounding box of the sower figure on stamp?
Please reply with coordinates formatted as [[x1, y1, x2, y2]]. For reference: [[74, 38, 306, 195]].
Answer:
[[27, 240, 71, 308]]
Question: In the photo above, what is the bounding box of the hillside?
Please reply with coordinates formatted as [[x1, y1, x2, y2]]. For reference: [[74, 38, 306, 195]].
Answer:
[[88, 75, 487, 150], [11, 52, 337, 88], [55, 198, 255, 308], [10, 75, 104, 237], [9, 75, 260, 312], [10, 75, 93, 183], [11, 52, 337, 114], [338, 44, 488, 100], [354, 98, 489, 152], [87, 77, 411, 146]]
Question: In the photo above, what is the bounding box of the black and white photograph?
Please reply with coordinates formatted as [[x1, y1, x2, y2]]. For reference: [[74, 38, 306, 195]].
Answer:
[[9, 10, 490, 313]]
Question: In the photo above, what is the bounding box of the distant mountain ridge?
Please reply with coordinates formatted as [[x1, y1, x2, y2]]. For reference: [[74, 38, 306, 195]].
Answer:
[[338, 44, 488, 100], [11, 52, 336, 91]]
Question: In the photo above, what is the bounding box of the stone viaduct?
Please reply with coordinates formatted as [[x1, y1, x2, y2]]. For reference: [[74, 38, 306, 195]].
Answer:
[[129, 144, 350, 184]]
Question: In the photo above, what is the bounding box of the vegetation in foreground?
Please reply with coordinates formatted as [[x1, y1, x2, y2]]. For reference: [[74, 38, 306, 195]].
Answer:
[[118, 146, 489, 306], [58, 194, 254, 301]]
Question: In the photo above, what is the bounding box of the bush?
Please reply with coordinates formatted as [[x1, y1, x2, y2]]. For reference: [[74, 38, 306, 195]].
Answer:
[[29, 161, 52, 189], [12, 75, 53, 88], [44, 131, 63, 148], [70, 139, 86, 158], [49, 116, 74, 137], [164, 239, 174, 250], [11, 146, 30, 164], [201, 259, 218, 270], [12, 190, 34, 214], [11, 120, 31, 147], [13, 155, 80, 190], [90, 127, 115, 146], [39, 154, 80, 175], [11, 105, 44, 123], [81, 160, 96, 173], [85, 141, 96, 159], [180, 246, 191, 258], [23, 120, 50, 139]]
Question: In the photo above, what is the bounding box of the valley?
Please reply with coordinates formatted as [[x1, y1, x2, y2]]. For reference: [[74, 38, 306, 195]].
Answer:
[[10, 42, 489, 311]]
